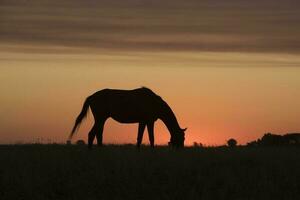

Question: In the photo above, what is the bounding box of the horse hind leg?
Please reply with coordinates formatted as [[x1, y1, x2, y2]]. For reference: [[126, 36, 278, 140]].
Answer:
[[88, 125, 97, 149], [95, 120, 106, 147], [89, 102, 107, 148]]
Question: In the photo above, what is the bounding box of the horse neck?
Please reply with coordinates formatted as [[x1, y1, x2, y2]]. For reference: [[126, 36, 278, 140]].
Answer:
[[158, 103, 181, 136]]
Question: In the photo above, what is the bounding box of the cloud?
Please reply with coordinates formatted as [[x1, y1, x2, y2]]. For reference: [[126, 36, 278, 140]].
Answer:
[[1, 0, 300, 53]]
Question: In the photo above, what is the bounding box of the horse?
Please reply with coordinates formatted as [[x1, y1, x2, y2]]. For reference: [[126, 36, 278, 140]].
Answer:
[[69, 87, 186, 148]]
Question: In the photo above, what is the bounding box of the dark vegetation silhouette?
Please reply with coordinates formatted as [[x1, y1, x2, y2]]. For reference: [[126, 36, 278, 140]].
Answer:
[[70, 87, 186, 148], [1, 144, 300, 200], [247, 132, 300, 146], [76, 140, 85, 145], [193, 142, 203, 148], [227, 138, 237, 147]]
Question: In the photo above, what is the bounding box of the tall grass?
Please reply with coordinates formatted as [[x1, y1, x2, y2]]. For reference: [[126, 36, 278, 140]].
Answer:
[[0, 145, 299, 200]]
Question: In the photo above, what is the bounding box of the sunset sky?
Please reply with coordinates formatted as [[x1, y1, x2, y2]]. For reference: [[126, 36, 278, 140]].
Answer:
[[1, 0, 300, 145]]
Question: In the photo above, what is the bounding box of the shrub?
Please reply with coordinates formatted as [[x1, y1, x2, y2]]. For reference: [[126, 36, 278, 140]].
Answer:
[[76, 140, 86, 145], [227, 138, 237, 147]]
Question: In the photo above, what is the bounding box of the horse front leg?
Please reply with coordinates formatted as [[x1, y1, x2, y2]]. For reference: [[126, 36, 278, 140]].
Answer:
[[147, 122, 155, 148], [137, 123, 146, 148]]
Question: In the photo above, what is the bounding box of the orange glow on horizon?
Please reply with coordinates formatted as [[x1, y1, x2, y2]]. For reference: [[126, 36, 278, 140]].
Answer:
[[1, 50, 300, 146]]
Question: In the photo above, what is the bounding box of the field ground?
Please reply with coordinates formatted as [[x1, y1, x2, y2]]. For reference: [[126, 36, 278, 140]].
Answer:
[[0, 145, 299, 200]]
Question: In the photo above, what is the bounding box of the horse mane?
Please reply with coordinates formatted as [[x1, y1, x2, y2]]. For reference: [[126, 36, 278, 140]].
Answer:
[[140, 87, 160, 96], [138, 87, 178, 125]]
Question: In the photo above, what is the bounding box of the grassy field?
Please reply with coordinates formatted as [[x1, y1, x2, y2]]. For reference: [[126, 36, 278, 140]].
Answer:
[[0, 145, 299, 200]]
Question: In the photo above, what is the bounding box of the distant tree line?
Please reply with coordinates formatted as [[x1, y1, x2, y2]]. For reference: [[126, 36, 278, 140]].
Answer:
[[194, 133, 300, 148], [247, 133, 300, 146]]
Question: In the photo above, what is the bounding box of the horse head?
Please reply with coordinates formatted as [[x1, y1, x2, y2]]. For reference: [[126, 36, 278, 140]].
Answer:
[[169, 128, 186, 148]]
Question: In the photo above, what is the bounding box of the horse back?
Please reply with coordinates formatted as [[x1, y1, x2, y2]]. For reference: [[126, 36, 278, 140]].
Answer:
[[89, 88, 163, 122]]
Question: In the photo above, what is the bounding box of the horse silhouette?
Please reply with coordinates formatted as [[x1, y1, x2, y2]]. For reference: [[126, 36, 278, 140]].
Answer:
[[69, 87, 186, 148]]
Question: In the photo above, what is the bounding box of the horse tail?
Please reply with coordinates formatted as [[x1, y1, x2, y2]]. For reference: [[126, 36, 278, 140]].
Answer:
[[69, 97, 91, 139]]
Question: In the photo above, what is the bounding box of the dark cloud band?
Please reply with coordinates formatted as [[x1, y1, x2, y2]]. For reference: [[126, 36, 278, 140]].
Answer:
[[1, 0, 300, 53]]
